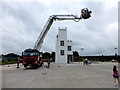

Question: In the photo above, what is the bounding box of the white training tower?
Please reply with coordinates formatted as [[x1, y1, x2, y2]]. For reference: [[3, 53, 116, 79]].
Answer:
[[55, 27, 67, 64], [55, 27, 73, 64]]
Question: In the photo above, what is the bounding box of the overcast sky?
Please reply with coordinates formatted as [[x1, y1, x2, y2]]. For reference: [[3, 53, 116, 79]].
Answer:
[[1, 0, 119, 56]]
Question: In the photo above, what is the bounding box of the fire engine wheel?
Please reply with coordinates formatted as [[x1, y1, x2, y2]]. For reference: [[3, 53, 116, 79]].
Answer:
[[24, 65, 27, 68]]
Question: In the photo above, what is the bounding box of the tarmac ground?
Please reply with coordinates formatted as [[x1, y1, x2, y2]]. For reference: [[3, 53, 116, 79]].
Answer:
[[1, 62, 119, 88]]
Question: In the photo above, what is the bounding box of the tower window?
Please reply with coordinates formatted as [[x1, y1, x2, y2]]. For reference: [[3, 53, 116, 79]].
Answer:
[[60, 50, 64, 55], [68, 46, 71, 51], [60, 41, 64, 46], [56, 35, 58, 38]]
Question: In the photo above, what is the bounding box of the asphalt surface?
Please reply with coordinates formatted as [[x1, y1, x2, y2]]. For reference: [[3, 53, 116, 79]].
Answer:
[[1, 62, 119, 88]]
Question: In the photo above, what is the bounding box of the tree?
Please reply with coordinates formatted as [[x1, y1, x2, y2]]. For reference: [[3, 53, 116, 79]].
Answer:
[[42, 52, 51, 59], [3, 53, 20, 61], [73, 51, 79, 62], [73, 51, 79, 56]]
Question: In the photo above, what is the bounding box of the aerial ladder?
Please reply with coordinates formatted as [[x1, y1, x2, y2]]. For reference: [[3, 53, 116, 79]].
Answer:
[[21, 8, 92, 68], [34, 8, 92, 51]]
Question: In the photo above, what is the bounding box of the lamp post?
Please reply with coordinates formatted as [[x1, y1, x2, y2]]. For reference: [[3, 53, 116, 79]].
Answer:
[[81, 48, 84, 62], [114, 48, 117, 62], [98, 52, 100, 62]]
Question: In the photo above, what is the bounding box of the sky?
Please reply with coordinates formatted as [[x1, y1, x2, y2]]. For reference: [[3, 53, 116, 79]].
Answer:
[[1, 0, 119, 56]]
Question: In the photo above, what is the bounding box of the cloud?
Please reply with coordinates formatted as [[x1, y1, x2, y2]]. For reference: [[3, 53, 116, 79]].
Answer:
[[1, 1, 118, 56]]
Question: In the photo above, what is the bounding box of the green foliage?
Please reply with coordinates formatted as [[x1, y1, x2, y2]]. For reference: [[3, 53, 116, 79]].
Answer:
[[1, 53, 20, 65], [2, 53, 20, 62], [0, 61, 17, 65], [73, 51, 80, 62], [42, 52, 51, 59], [40, 52, 55, 62], [73, 51, 79, 56]]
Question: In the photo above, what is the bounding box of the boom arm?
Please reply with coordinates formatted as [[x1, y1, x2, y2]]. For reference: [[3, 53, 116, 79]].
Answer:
[[34, 8, 92, 51]]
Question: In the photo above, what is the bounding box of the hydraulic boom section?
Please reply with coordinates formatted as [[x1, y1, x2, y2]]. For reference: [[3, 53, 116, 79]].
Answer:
[[34, 8, 92, 51]]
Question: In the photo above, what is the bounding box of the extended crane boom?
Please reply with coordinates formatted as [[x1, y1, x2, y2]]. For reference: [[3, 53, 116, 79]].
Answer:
[[21, 8, 92, 68], [34, 8, 92, 51]]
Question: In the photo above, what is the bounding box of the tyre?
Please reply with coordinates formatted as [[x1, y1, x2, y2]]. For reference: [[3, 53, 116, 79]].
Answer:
[[24, 65, 27, 68]]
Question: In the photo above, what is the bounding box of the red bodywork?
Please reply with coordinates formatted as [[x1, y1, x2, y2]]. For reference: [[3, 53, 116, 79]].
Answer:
[[23, 56, 39, 65]]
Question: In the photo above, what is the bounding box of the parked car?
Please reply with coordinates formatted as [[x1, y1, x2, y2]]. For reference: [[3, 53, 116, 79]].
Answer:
[[111, 59, 117, 62]]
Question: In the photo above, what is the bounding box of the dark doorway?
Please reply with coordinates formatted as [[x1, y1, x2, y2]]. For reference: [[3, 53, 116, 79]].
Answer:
[[67, 55, 73, 63]]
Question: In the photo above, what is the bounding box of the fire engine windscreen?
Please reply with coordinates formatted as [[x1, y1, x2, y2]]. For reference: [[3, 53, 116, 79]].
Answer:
[[22, 49, 40, 56], [22, 52, 39, 56]]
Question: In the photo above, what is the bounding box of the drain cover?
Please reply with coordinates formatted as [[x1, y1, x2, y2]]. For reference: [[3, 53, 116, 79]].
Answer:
[[41, 72, 47, 75]]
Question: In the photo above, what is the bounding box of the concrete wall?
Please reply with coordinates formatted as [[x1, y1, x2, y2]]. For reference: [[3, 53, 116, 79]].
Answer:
[[55, 27, 67, 63], [67, 40, 73, 55], [67, 40, 73, 63], [55, 27, 73, 64]]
